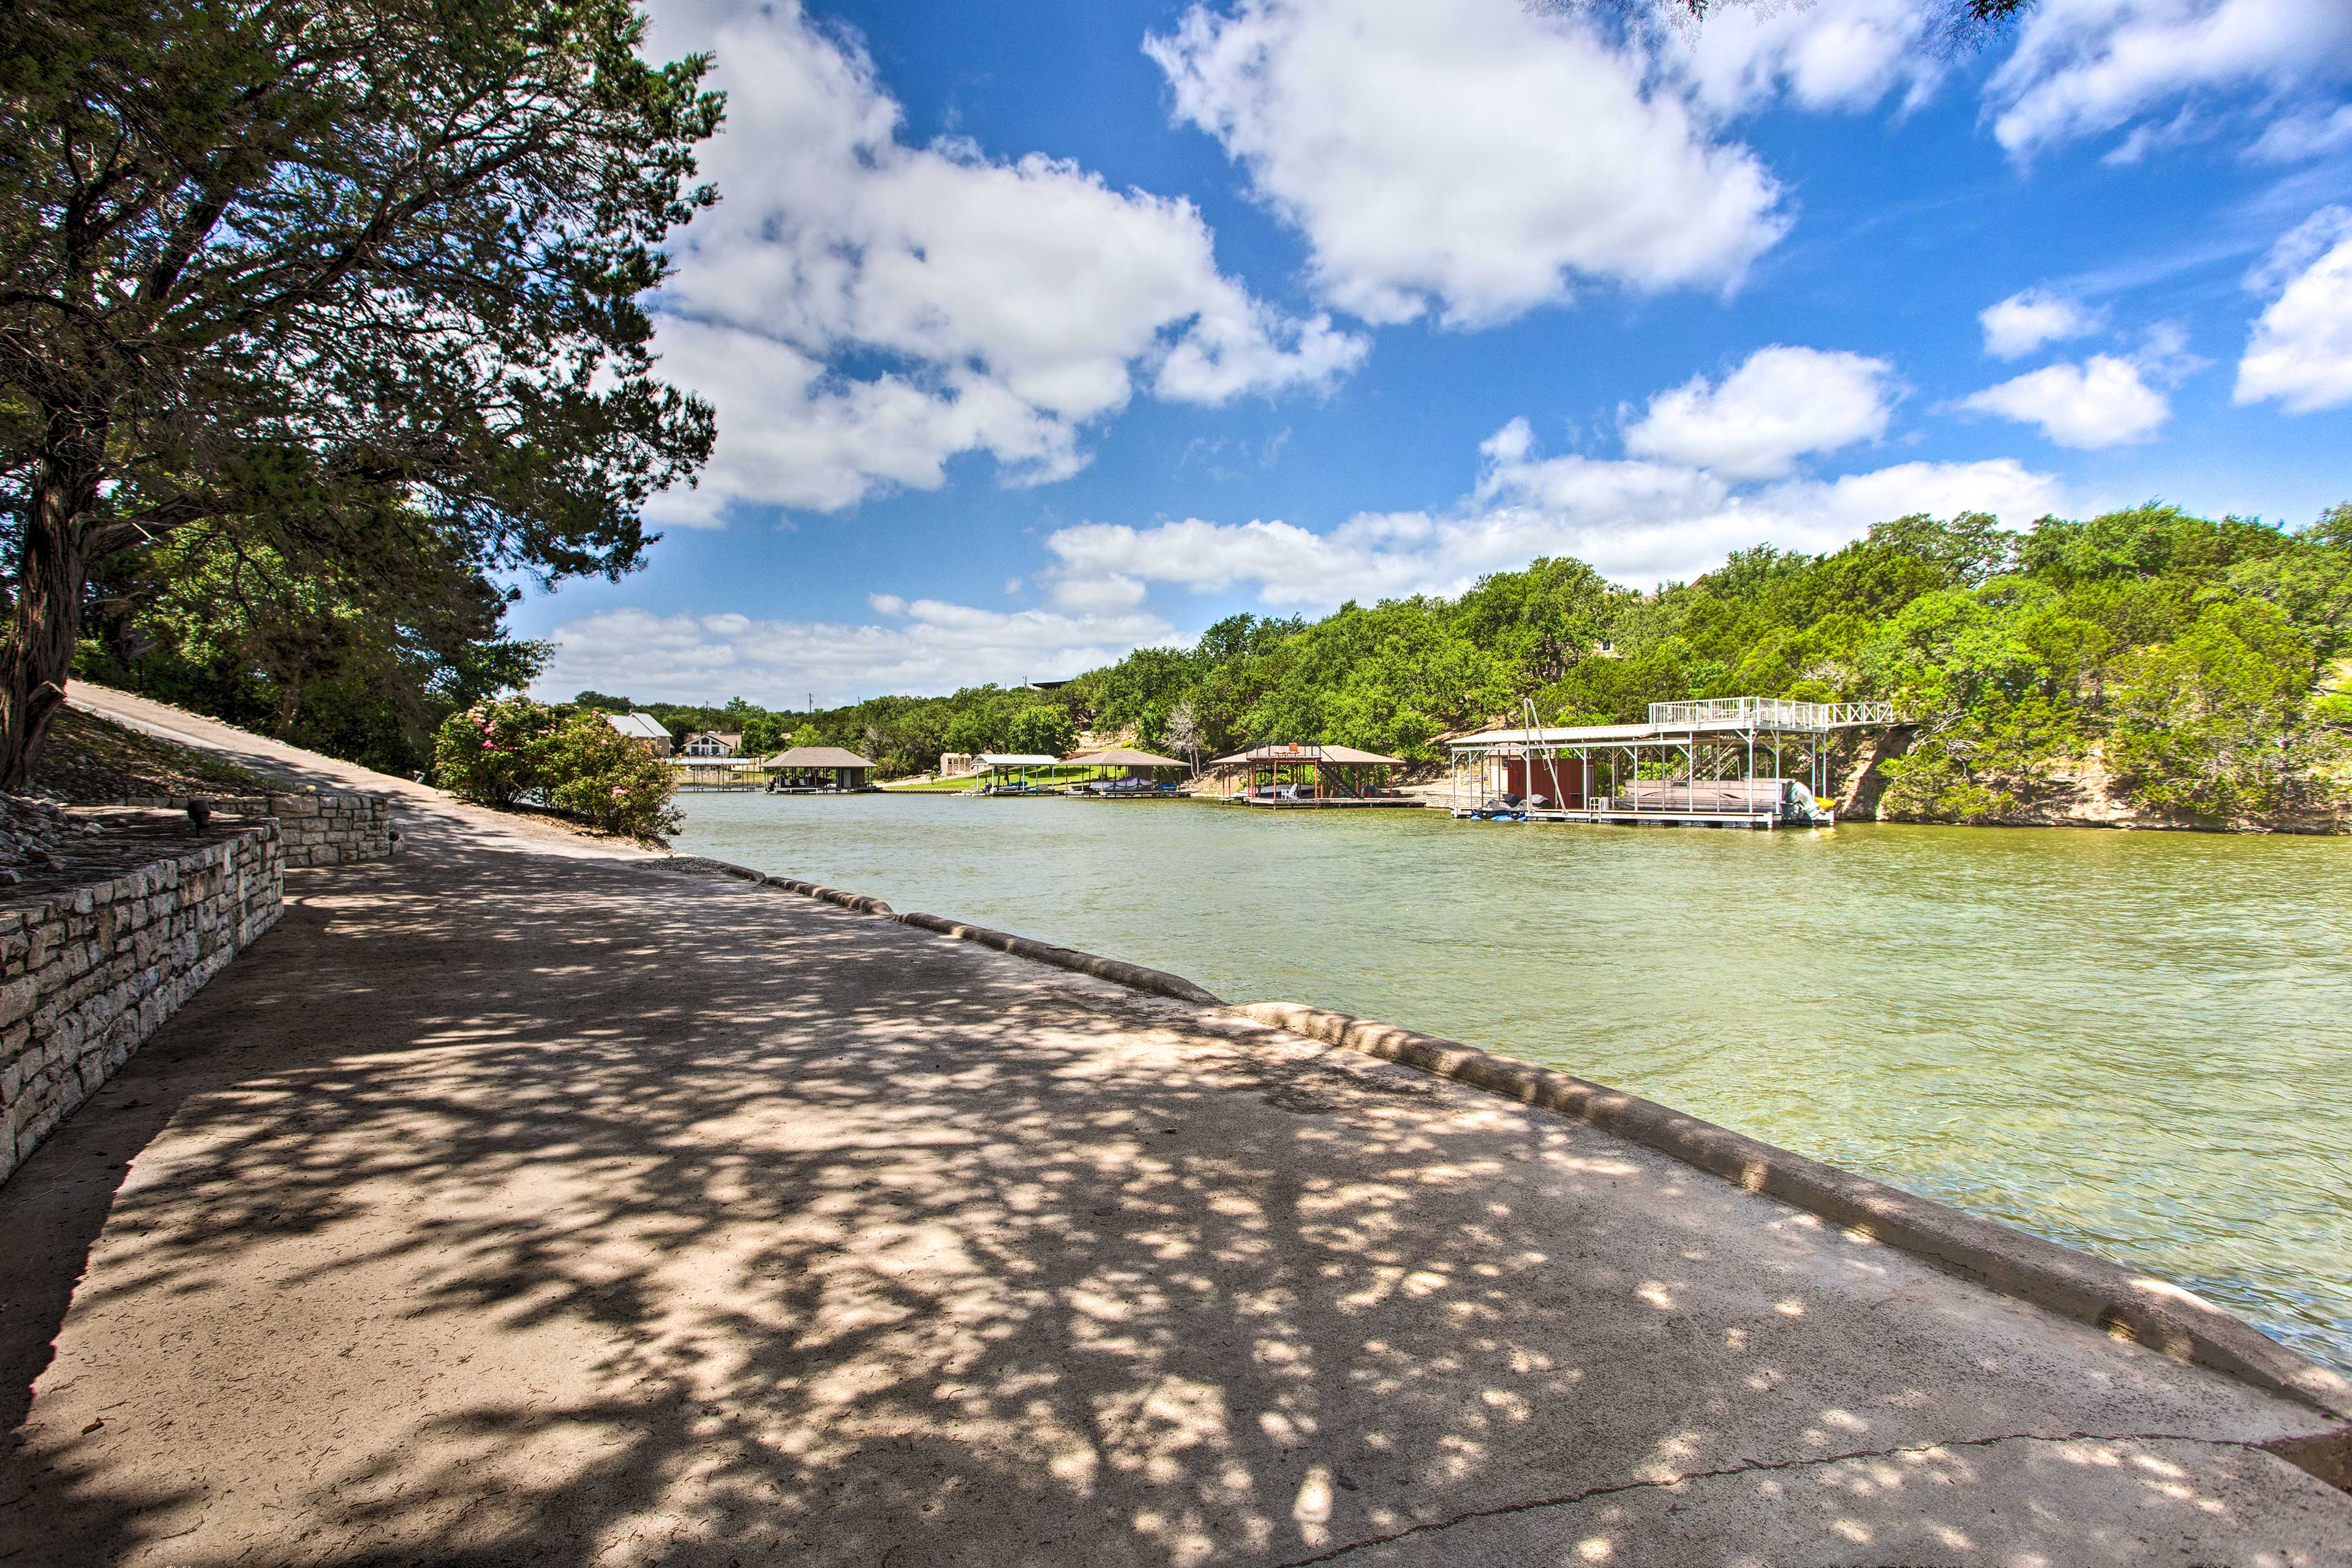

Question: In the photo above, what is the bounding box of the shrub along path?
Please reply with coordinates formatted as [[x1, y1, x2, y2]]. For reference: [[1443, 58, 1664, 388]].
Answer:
[[1, 692, 2348, 1565]]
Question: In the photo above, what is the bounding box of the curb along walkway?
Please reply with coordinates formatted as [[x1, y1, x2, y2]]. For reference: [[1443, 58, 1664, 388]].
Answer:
[[1, 695, 2348, 1564]]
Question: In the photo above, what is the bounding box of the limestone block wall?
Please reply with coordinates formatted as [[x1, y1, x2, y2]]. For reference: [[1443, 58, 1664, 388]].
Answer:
[[124, 790, 394, 867], [258, 790, 393, 866], [0, 821, 284, 1183]]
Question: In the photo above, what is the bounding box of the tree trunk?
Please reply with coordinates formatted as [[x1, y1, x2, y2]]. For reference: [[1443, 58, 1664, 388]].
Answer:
[[0, 437, 100, 792]]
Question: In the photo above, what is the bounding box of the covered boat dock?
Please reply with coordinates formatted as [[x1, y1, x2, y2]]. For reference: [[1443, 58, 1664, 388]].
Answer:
[[763, 745, 878, 793], [669, 756, 765, 792], [1207, 742, 1417, 808], [968, 753, 1064, 796], [1064, 746, 1191, 798], [1449, 697, 1896, 829]]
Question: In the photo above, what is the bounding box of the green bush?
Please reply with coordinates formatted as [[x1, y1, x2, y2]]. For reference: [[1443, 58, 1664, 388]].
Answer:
[[432, 696, 557, 806], [538, 712, 682, 839], [432, 699, 680, 840]]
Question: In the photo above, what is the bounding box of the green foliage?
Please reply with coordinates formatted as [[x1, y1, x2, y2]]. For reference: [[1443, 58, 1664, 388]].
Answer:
[[0, 0, 722, 785], [2104, 601, 2332, 819], [1006, 704, 1076, 758], [537, 713, 683, 839], [434, 698, 560, 809], [739, 712, 791, 757], [77, 526, 545, 776], [433, 699, 679, 840], [571, 692, 637, 714]]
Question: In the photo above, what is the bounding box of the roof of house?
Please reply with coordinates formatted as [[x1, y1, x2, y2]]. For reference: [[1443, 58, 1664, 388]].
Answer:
[[764, 745, 875, 769], [1065, 746, 1187, 768], [976, 753, 1061, 766], [1207, 742, 1404, 766], [605, 712, 671, 741]]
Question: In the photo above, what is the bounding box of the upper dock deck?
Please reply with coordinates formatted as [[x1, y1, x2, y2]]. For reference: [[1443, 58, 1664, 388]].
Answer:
[[1453, 696, 1896, 751]]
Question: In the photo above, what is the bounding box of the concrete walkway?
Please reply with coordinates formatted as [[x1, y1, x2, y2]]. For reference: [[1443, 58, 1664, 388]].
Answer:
[[2, 693, 2348, 1566]]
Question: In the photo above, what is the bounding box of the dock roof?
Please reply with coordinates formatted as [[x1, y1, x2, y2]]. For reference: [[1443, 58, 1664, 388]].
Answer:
[[1208, 742, 1403, 766], [764, 745, 874, 769], [1065, 746, 1187, 768], [976, 753, 1061, 766]]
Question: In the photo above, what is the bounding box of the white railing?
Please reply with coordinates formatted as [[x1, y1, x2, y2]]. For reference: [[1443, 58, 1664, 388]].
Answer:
[[1645, 697, 1896, 730]]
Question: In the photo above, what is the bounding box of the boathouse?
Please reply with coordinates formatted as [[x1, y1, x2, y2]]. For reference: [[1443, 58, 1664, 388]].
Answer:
[[1064, 745, 1189, 797], [764, 745, 877, 793], [1206, 742, 1414, 807], [1447, 697, 1895, 828], [970, 753, 1063, 794]]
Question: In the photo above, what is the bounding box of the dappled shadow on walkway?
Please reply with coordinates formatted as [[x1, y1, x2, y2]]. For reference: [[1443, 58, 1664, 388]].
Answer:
[[1, 822, 2343, 1566]]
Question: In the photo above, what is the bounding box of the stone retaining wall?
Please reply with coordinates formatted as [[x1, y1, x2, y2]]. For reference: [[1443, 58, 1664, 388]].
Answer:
[[0, 820, 284, 1183], [123, 790, 393, 867]]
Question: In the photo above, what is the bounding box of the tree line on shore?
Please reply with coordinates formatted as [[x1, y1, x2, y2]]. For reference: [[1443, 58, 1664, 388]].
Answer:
[[62, 482, 2352, 828], [571, 503, 2352, 826]]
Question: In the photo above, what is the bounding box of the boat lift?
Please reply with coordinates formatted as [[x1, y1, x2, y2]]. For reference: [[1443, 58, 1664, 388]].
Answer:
[[1448, 697, 1898, 829]]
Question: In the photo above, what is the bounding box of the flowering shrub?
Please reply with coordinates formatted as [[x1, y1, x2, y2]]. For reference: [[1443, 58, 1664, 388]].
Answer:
[[538, 712, 682, 839], [432, 696, 557, 806], [432, 701, 680, 840]]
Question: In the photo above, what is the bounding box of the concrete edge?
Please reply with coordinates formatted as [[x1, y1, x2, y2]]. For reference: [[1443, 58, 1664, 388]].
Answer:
[[891, 911, 1224, 1007], [658, 856, 1221, 1005], [1235, 1000, 2352, 1425]]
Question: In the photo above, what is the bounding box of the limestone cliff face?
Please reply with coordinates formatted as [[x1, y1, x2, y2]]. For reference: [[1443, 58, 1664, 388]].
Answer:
[[1835, 725, 1915, 821]]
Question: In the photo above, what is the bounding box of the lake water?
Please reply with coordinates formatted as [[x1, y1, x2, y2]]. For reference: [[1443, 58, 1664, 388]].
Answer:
[[674, 791, 2352, 1377]]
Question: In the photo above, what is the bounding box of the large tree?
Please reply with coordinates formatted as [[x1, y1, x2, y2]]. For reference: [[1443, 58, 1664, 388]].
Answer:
[[0, 0, 722, 786], [80, 520, 548, 775]]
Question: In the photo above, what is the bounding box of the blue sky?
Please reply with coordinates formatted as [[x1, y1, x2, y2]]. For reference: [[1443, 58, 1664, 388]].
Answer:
[[523, 0, 2352, 707]]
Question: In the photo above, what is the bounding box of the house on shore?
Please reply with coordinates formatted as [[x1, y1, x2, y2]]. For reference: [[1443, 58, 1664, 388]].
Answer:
[[604, 712, 674, 758], [680, 729, 742, 758]]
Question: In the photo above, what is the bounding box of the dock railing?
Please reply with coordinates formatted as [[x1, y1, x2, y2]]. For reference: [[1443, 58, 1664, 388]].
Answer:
[[1645, 697, 1897, 731]]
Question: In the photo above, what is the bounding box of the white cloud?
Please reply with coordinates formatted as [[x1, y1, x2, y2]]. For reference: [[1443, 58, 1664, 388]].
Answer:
[[1619, 346, 1899, 480], [2246, 103, 2352, 162], [641, 0, 1365, 524], [1980, 289, 2103, 358], [549, 405, 2070, 703], [1959, 355, 2171, 447], [1144, 0, 1787, 328], [536, 600, 1178, 707], [1986, 0, 2352, 160], [1676, 0, 1943, 116], [2234, 206, 2352, 412], [1043, 423, 2064, 608]]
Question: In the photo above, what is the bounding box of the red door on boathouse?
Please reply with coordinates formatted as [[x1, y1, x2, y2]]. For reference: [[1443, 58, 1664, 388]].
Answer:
[[1500, 756, 1588, 805]]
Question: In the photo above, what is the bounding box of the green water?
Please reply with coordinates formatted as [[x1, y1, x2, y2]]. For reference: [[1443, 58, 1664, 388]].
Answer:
[[673, 792, 2352, 1376]]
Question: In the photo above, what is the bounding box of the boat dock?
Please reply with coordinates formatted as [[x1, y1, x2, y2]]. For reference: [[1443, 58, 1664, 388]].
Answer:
[[1449, 696, 1897, 829], [1206, 741, 1422, 807]]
